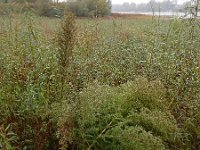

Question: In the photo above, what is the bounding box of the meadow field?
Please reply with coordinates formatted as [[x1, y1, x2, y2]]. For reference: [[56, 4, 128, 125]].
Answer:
[[0, 14, 200, 149]]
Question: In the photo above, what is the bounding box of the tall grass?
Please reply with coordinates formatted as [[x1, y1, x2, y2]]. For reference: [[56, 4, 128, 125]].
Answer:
[[0, 10, 200, 150]]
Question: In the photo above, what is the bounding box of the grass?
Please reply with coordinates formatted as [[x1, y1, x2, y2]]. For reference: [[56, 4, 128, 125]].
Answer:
[[0, 13, 200, 149]]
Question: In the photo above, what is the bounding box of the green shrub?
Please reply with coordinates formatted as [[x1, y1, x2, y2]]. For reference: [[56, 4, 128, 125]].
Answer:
[[76, 78, 180, 149], [109, 126, 166, 150]]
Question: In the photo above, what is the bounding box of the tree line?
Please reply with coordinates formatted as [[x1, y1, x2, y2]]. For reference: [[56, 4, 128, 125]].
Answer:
[[66, 0, 111, 17], [0, 0, 112, 17]]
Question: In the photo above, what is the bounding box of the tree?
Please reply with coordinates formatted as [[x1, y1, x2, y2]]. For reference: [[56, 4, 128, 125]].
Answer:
[[66, 0, 111, 17]]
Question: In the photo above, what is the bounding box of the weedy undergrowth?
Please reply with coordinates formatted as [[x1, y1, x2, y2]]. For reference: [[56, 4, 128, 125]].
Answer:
[[0, 4, 200, 149]]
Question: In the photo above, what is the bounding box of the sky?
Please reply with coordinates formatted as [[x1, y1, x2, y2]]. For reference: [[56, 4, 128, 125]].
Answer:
[[111, 0, 188, 5], [60, 0, 189, 5]]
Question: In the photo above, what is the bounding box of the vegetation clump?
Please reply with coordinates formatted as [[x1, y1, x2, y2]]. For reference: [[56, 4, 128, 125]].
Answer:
[[76, 78, 180, 149], [66, 0, 112, 17]]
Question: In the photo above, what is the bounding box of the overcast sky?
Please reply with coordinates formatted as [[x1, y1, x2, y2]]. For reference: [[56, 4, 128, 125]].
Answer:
[[60, 0, 189, 5], [111, 0, 188, 5]]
